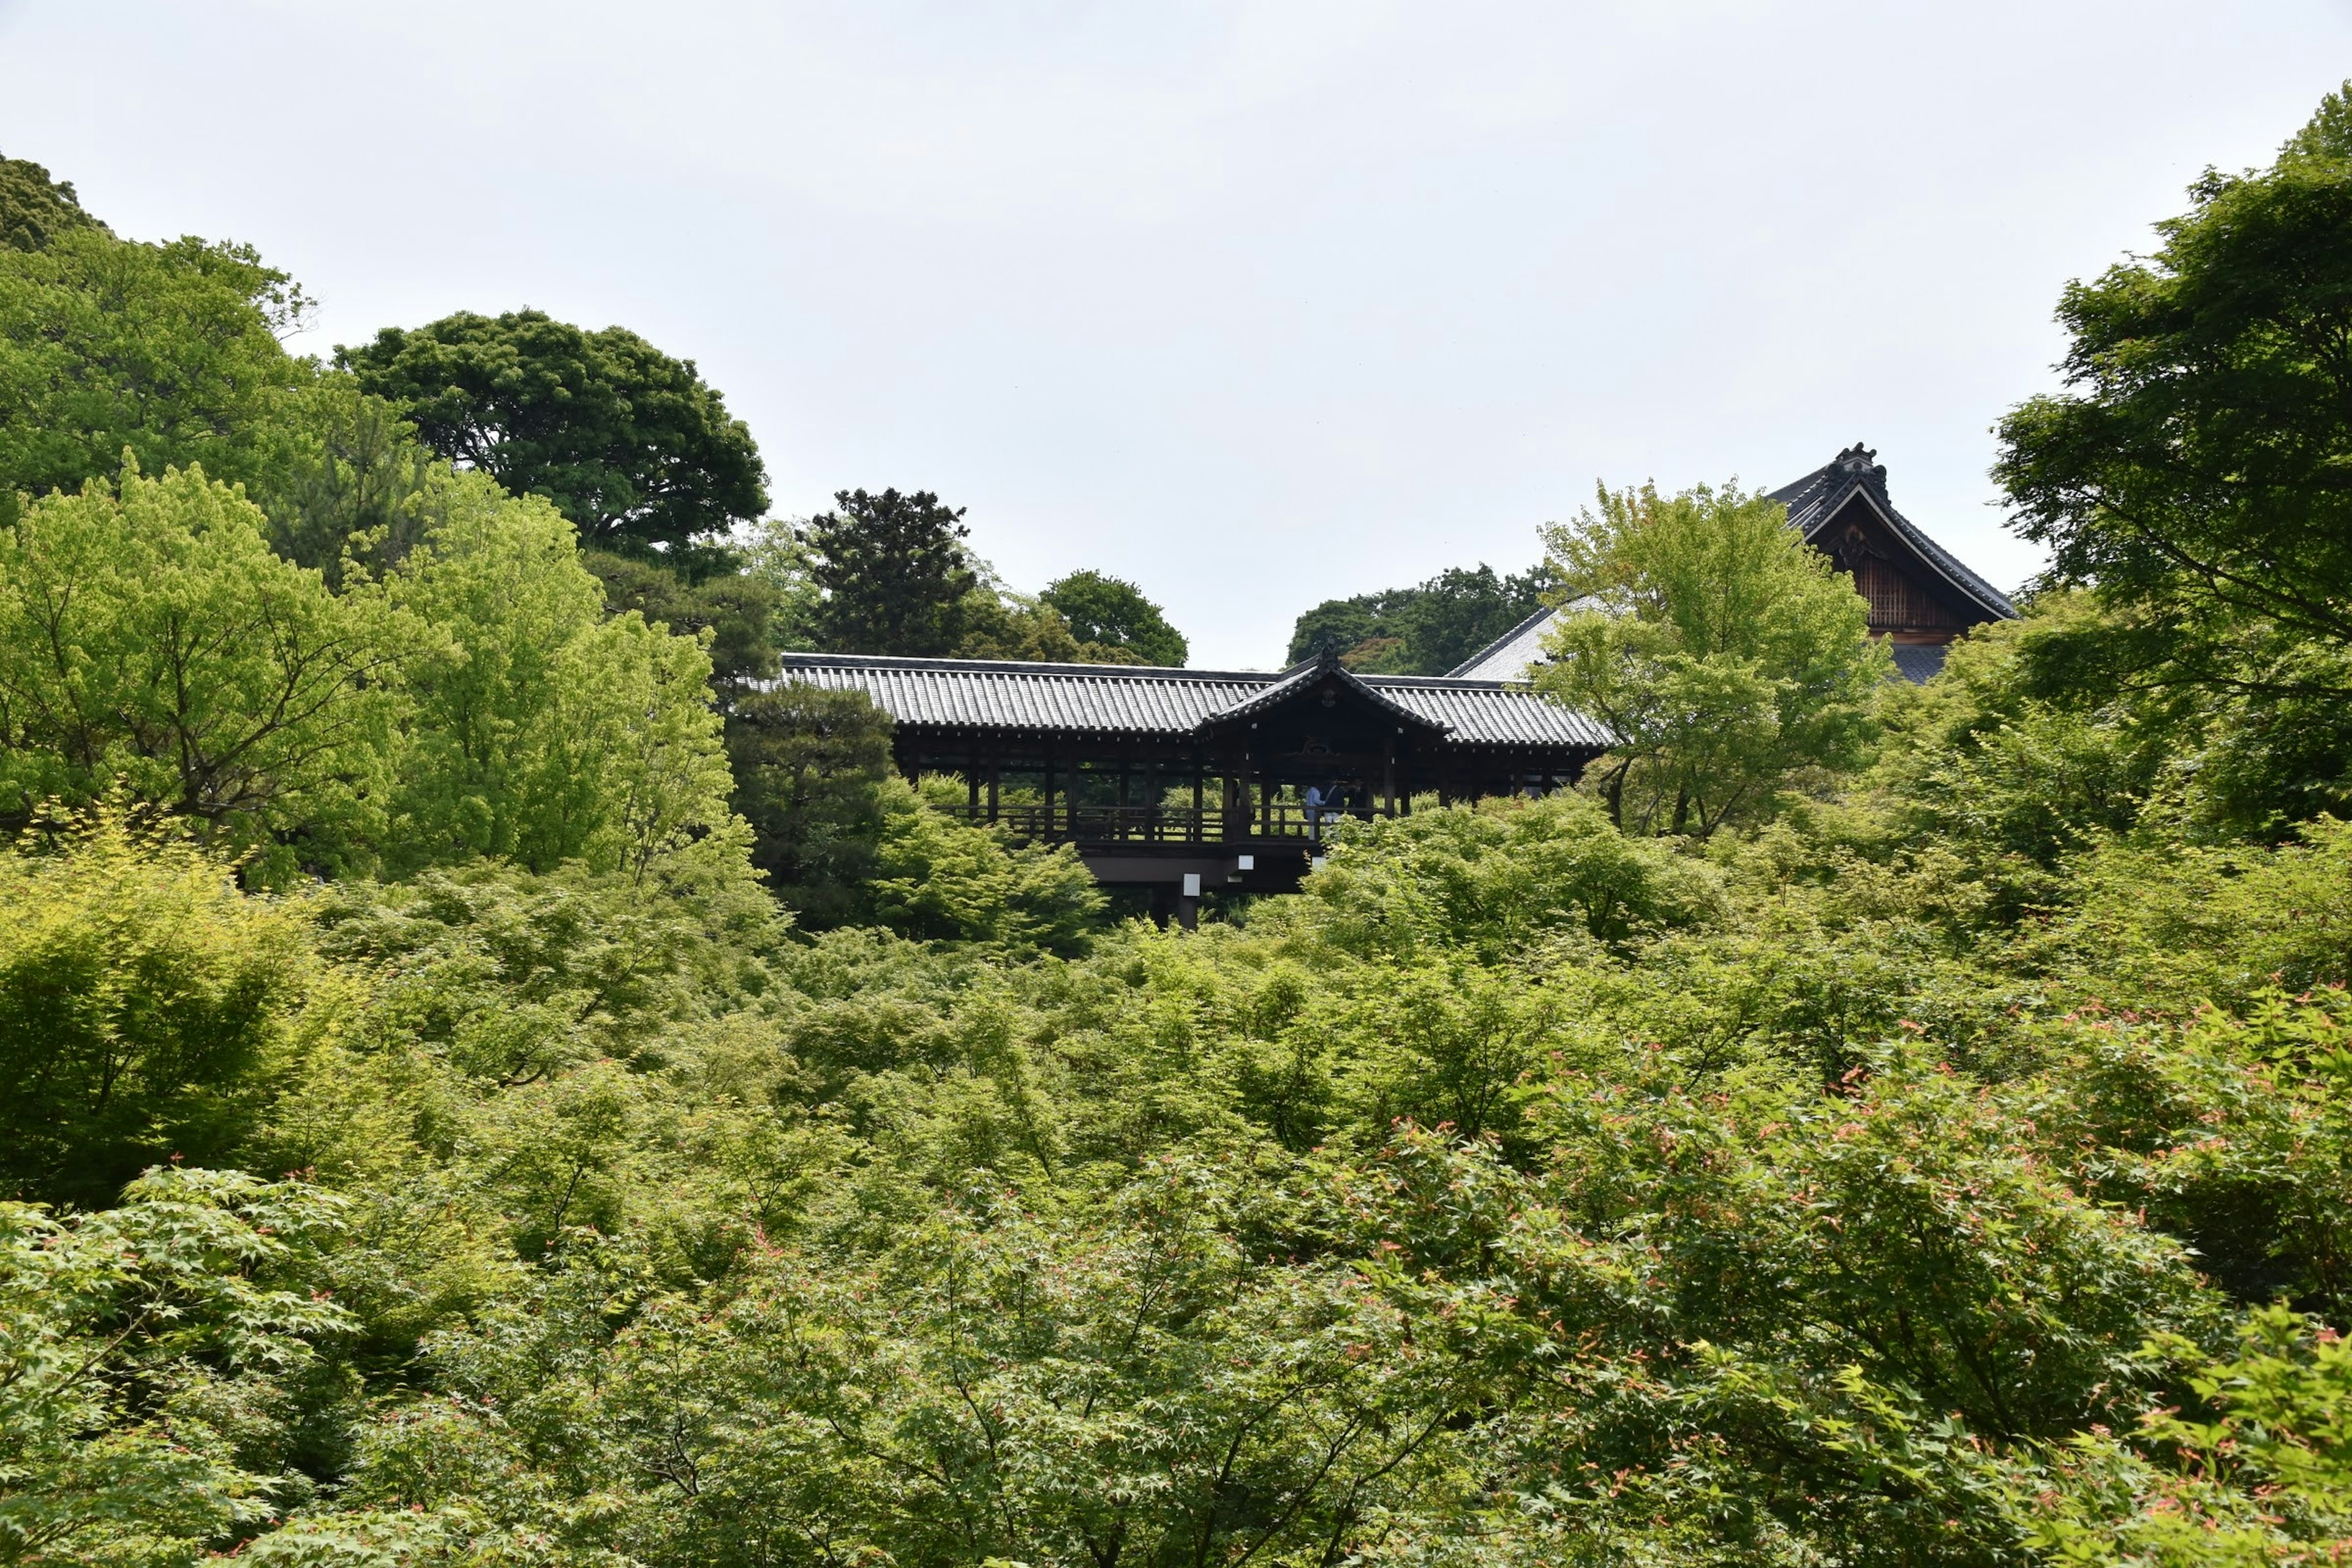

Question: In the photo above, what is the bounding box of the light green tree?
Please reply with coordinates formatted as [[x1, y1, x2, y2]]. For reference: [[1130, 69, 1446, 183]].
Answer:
[[0, 1167, 352, 1568], [381, 472, 744, 881], [868, 782, 1105, 954], [0, 461, 398, 876], [0, 807, 324, 1210], [0, 229, 309, 512], [1538, 480, 1887, 836]]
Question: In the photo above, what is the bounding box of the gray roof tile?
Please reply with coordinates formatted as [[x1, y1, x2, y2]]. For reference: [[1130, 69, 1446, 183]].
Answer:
[[770, 654, 1611, 748]]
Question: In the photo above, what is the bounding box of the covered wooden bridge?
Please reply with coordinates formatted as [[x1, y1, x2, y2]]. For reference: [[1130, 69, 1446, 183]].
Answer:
[[773, 646, 1608, 921]]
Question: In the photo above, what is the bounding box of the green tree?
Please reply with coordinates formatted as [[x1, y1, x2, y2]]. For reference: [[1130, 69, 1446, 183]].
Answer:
[[0, 809, 322, 1209], [1286, 561, 1559, 673], [0, 152, 105, 252], [581, 548, 780, 697], [380, 473, 743, 881], [339, 309, 769, 556], [243, 377, 443, 587], [725, 682, 896, 925], [1990, 85, 2352, 839], [0, 461, 398, 874], [869, 786, 1106, 954], [1, 1167, 352, 1567], [1538, 481, 1887, 836], [1039, 570, 1188, 665], [0, 230, 309, 510], [2015, 1305, 2352, 1567], [802, 488, 977, 655], [1996, 83, 2352, 680]]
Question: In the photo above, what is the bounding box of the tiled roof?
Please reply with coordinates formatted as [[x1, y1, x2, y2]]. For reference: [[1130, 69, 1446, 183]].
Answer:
[[1370, 675, 1611, 747], [770, 653, 1611, 749], [1890, 644, 1950, 684], [1448, 595, 1599, 680], [1768, 446, 2018, 622], [1204, 654, 1450, 734]]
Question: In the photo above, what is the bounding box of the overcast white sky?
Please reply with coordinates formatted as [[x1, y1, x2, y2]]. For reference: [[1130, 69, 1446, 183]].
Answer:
[[3, 2, 2348, 667]]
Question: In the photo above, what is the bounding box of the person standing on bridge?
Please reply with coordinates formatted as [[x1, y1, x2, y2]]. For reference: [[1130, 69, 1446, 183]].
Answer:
[[1304, 780, 1335, 843]]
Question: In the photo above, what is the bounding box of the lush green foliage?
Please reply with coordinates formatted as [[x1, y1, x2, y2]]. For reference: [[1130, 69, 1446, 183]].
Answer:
[[1287, 560, 1561, 673], [1539, 480, 1887, 836], [1996, 85, 2352, 667], [0, 458, 743, 886], [802, 487, 979, 656], [0, 462, 398, 869], [17, 91, 2352, 1568], [340, 309, 770, 555], [1039, 568, 1188, 665], [0, 152, 104, 252], [726, 681, 896, 924], [0, 228, 310, 512], [1992, 89, 2352, 839]]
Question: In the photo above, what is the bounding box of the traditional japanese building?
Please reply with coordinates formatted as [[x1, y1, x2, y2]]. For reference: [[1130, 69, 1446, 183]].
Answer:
[[772, 646, 1607, 920], [1452, 444, 2018, 684], [771, 444, 2012, 916]]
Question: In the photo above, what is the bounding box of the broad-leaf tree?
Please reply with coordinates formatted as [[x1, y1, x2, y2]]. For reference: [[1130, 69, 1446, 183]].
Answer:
[[0, 230, 309, 509], [1996, 83, 2352, 680], [381, 473, 742, 880], [0, 461, 399, 874], [1039, 569, 1188, 665], [0, 151, 106, 252], [1538, 481, 1885, 836], [339, 309, 769, 555], [0, 810, 321, 1208]]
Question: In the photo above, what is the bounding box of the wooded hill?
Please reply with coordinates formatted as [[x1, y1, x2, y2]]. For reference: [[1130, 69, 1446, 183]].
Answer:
[[7, 83, 2352, 1567]]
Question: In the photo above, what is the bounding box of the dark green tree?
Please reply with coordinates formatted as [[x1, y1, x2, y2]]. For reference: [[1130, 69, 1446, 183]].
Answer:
[[582, 548, 781, 698], [1996, 82, 2352, 674], [337, 309, 768, 555], [803, 488, 977, 656], [726, 682, 897, 925], [0, 151, 105, 252], [1039, 570, 1188, 666], [1286, 560, 1559, 673], [1991, 83, 2352, 837]]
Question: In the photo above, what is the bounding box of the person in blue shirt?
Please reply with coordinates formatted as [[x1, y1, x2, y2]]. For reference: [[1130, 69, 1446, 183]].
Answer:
[[1303, 780, 1333, 842]]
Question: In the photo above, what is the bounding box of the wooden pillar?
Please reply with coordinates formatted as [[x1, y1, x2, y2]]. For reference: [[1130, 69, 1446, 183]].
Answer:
[[986, 742, 1000, 823], [1382, 733, 1397, 818], [1042, 741, 1055, 837], [1192, 755, 1205, 843]]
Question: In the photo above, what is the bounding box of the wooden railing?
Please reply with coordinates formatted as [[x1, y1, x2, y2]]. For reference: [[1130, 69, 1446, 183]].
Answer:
[[930, 802, 1371, 844]]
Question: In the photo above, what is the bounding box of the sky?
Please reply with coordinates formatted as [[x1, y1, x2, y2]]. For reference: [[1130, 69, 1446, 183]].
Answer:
[[2, 2, 2348, 668]]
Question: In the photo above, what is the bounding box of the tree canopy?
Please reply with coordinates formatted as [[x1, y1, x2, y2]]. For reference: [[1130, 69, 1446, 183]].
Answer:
[[1996, 85, 2352, 674], [14, 95, 2352, 1568], [1039, 569, 1188, 666], [1537, 480, 1886, 836], [802, 487, 978, 655], [339, 309, 769, 555], [0, 151, 105, 252], [1287, 560, 1559, 673], [0, 228, 311, 510]]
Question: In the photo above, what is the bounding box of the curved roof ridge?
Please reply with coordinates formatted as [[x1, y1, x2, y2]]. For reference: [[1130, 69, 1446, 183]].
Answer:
[[1203, 650, 1450, 733], [1772, 445, 2017, 620]]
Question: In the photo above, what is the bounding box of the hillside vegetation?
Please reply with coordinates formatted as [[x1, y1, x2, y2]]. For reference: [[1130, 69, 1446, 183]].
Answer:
[[7, 86, 2352, 1568]]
